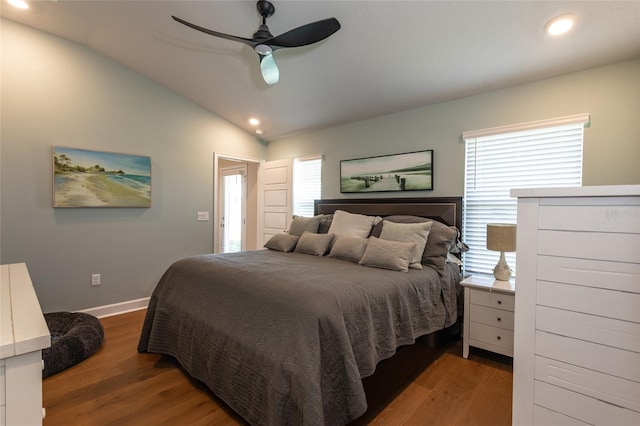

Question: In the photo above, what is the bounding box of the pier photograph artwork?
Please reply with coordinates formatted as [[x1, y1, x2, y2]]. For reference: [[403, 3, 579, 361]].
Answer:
[[340, 150, 433, 193]]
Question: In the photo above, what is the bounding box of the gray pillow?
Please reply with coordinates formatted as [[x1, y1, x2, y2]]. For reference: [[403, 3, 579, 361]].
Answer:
[[328, 237, 369, 263], [264, 233, 299, 252], [359, 237, 416, 272], [423, 221, 459, 275], [370, 215, 462, 275], [288, 215, 322, 236], [294, 231, 334, 256], [379, 220, 432, 270], [318, 214, 333, 234]]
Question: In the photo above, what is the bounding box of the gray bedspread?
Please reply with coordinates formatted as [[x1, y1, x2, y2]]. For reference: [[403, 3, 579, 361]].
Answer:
[[138, 250, 460, 425]]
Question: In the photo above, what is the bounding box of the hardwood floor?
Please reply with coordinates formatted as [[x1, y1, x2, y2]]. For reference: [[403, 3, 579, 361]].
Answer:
[[43, 310, 512, 425]]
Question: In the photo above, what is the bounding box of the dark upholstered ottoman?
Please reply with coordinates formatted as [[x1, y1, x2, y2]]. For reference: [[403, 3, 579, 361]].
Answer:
[[42, 312, 104, 378]]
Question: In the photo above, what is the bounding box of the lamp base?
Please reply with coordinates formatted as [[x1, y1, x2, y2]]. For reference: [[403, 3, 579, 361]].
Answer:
[[493, 251, 512, 281]]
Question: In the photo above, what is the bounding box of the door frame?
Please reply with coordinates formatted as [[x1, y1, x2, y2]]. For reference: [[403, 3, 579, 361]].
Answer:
[[213, 153, 261, 254]]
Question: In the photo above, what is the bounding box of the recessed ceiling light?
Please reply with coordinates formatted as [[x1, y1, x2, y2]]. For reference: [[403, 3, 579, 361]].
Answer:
[[7, 0, 29, 9], [545, 13, 577, 36], [248, 118, 260, 126], [255, 129, 263, 135]]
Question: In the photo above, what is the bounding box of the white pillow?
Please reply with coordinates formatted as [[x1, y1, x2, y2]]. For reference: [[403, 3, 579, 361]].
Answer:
[[327, 210, 381, 239]]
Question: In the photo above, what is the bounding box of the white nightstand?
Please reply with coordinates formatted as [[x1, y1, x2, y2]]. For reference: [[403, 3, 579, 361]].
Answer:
[[461, 275, 515, 358]]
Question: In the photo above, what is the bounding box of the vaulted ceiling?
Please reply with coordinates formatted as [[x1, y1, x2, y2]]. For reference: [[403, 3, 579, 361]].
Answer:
[[2, 1, 639, 141]]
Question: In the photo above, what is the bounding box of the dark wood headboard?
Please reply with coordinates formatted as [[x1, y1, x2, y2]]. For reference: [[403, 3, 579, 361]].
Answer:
[[314, 197, 463, 230]]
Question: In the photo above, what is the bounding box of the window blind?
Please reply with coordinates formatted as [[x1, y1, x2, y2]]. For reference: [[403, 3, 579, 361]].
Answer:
[[463, 122, 584, 277], [293, 156, 322, 217]]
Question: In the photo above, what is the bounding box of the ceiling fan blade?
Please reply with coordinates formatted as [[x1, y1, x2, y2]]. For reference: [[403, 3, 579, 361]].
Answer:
[[266, 18, 341, 48], [259, 54, 280, 85], [172, 16, 257, 47]]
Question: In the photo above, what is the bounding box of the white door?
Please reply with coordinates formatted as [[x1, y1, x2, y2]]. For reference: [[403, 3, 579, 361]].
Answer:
[[257, 159, 293, 247], [219, 166, 247, 253]]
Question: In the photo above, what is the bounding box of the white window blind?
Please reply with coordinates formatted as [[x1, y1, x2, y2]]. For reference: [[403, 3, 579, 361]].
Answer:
[[463, 120, 585, 277], [293, 156, 322, 217]]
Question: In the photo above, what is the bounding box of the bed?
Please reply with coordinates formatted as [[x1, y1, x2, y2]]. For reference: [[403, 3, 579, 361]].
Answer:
[[138, 197, 464, 425]]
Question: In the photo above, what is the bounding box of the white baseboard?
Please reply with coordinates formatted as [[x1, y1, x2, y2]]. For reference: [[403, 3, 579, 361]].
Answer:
[[78, 297, 150, 319]]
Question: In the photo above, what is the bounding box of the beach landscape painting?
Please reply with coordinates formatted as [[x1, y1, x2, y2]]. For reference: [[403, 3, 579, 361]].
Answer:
[[340, 150, 433, 193], [53, 146, 151, 207]]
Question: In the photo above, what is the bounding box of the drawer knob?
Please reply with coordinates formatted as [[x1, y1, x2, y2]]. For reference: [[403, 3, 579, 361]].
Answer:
[[497, 300, 502, 305], [497, 336, 502, 340], [497, 317, 502, 322]]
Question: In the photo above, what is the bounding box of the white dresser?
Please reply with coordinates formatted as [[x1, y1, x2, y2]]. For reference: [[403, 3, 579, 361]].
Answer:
[[511, 185, 640, 425], [0, 263, 50, 426]]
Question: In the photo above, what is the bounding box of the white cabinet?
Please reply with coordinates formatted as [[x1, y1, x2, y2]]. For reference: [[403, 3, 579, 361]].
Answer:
[[461, 275, 515, 358], [0, 263, 50, 426], [511, 185, 640, 426]]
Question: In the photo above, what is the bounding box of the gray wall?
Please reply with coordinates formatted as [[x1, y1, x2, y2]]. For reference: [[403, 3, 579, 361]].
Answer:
[[0, 20, 266, 312], [2, 19, 638, 313], [267, 59, 640, 197]]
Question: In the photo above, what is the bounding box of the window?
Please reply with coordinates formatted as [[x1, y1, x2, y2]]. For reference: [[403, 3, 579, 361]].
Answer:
[[293, 156, 322, 217], [220, 166, 246, 253], [463, 114, 588, 277]]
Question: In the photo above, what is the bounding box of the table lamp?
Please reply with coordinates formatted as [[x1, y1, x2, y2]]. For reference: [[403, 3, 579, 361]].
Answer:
[[486, 223, 516, 281]]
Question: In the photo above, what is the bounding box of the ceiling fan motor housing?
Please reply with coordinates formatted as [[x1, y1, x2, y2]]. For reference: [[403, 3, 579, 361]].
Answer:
[[257, 1, 276, 19], [253, 24, 274, 43]]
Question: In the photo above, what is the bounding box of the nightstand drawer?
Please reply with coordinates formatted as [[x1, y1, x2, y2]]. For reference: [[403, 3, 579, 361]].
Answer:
[[470, 289, 515, 311], [470, 322, 514, 349], [470, 304, 514, 330]]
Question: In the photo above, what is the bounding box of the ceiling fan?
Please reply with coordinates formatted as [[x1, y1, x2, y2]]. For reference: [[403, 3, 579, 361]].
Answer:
[[172, 0, 341, 85]]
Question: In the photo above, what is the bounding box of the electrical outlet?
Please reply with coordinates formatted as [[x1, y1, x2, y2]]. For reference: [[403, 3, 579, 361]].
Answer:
[[197, 211, 209, 221], [91, 274, 101, 286]]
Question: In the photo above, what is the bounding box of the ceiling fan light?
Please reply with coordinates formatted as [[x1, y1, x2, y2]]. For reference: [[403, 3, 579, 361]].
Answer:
[[255, 44, 272, 55], [260, 54, 279, 85]]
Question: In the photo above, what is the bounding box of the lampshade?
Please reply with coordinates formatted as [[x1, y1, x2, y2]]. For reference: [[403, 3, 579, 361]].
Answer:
[[486, 223, 516, 281], [486, 223, 517, 253]]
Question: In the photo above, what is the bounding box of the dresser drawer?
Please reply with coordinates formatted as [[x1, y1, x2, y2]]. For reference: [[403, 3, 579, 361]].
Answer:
[[536, 331, 640, 382], [538, 230, 640, 263], [536, 305, 640, 352], [0, 362, 5, 407], [469, 289, 514, 311], [535, 355, 640, 413], [537, 281, 640, 323], [534, 405, 589, 426], [538, 204, 640, 234], [470, 304, 514, 330], [469, 322, 514, 349], [535, 380, 640, 426], [537, 255, 640, 294]]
